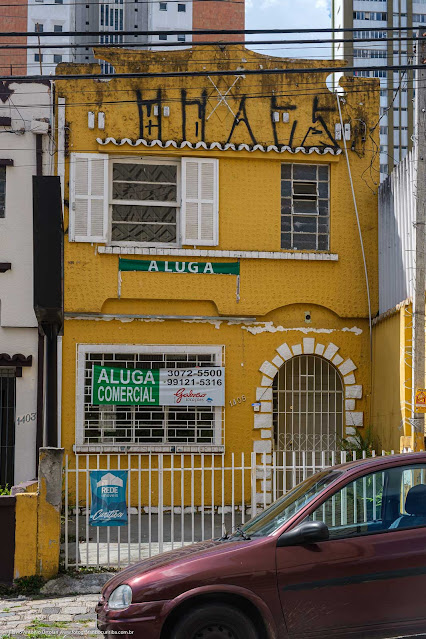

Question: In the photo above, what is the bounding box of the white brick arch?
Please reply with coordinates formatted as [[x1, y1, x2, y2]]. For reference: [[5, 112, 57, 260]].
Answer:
[[253, 338, 363, 458]]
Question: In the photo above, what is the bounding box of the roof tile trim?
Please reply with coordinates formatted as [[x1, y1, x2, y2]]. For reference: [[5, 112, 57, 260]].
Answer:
[[96, 138, 342, 155]]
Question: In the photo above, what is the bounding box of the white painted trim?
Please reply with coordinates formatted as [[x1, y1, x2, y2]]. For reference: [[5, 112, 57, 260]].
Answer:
[[77, 343, 223, 358], [97, 245, 339, 261], [65, 313, 254, 322], [253, 338, 364, 461], [97, 137, 342, 156], [74, 445, 225, 454], [75, 343, 224, 448]]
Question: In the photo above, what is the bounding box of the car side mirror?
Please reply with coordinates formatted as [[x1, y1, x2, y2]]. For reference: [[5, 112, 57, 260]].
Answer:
[[277, 520, 329, 547]]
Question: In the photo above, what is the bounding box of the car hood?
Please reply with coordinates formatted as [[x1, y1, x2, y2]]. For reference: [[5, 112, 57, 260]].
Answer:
[[102, 539, 230, 598]]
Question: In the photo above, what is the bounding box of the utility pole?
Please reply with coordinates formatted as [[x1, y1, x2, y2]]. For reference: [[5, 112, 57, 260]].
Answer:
[[412, 30, 426, 451]]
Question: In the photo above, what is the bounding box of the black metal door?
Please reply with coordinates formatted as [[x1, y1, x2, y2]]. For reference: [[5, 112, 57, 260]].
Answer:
[[0, 371, 16, 486]]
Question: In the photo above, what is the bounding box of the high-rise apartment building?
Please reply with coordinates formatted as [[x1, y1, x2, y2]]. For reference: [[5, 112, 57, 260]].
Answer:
[[25, 0, 245, 74], [332, 0, 419, 181], [27, 0, 75, 75]]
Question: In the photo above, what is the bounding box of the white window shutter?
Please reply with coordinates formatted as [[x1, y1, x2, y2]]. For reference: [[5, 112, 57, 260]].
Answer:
[[69, 153, 109, 243], [182, 157, 218, 246]]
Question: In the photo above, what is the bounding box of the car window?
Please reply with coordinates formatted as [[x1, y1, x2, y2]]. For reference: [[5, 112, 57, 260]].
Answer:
[[306, 464, 426, 540], [234, 470, 342, 538]]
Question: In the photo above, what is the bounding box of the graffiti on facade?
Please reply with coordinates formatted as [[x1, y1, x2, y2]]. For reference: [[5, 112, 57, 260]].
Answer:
[[135, 87, 340, 150]]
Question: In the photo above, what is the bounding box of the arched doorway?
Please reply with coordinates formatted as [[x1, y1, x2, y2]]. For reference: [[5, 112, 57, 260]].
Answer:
[[273, 354, 344, 462]]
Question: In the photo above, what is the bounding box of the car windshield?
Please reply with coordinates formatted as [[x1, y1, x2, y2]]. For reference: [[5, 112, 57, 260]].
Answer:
[[232, 469, 342, 538]]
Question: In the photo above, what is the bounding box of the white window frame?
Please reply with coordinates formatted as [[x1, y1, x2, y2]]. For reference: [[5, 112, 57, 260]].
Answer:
[[109, 156, 181, 249], [75, 344, 224, 452]]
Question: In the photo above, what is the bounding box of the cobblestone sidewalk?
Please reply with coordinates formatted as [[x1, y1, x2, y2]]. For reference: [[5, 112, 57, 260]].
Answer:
[[0, 595, 101, 638]]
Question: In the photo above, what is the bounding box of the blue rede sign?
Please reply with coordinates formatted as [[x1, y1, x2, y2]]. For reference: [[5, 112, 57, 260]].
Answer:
[[89, 470, 128, 527]]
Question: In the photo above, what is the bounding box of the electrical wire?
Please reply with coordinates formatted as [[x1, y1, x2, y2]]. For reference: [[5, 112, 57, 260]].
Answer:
[[2, 0, 244, 5], [0, 35, 422, 53], [337, 94, 373, 415], [1, 26, 423, 38], [0, 79, 420, 110], [0, 60, 422, 82]]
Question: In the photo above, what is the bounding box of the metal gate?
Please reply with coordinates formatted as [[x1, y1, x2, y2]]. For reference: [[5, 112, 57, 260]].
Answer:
[[62, 449, 386, 571], [273, 354, 344, 451], [0, 370, 16, 486]]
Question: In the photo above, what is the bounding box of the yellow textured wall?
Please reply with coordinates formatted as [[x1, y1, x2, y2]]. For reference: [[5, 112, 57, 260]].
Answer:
[[14, 492, 38, 579], [57, 46, 379, 320], [13, 451, 63, 580], [63, 306, 371, 506], [56, 46, 380, 488], [372, 310, 403, 452]]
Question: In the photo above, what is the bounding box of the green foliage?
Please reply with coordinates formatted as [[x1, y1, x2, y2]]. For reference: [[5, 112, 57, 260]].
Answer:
[[0, 484, 11, 495], [337, 427, 382, 459], [0, 575, 45, 597]]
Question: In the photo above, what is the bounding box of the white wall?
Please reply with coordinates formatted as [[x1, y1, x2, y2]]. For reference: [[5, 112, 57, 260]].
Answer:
[[27, 0, 75, 75], [0, 82, 52, 483], [148, 0, 193, 49], [378, 149, 416, 314]]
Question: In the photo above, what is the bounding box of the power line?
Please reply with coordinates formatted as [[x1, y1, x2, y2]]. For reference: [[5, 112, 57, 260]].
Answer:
[[0, 60, 420, 82], [1, 26, 424, 38], [1, 34, 423, 51], [2, 0, 244, 5], [0, 39, 397, 51], [1, 79, 420, 110]]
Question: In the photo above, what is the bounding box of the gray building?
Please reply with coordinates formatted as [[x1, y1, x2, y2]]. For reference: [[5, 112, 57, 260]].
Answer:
[[332, 0, 421, 181], [75, 0, 149, 70]]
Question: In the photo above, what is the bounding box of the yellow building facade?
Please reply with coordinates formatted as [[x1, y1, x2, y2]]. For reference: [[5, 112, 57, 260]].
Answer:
[[56, 46, 380, 504]]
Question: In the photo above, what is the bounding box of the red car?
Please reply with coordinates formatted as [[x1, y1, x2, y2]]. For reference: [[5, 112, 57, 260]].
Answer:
[[96, 452, 426, 638]]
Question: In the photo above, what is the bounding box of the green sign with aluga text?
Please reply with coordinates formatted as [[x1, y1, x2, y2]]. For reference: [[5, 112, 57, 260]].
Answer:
[[92, 364, 226, 406], [92, 365, 160, 405], [119, 258, 240, 275]]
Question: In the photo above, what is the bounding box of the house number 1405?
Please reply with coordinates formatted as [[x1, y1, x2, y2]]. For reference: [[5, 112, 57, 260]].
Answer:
[[229, 396, 246, 407]]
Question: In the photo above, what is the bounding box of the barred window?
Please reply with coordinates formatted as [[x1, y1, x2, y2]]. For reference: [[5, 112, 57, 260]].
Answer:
[[82, 349, 222, 447], [281, 164, 329, 251], [111, 160, 179, 245]]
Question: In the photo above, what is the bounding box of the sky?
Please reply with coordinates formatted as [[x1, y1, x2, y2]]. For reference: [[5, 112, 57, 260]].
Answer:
[[245, 0, 333, 59]]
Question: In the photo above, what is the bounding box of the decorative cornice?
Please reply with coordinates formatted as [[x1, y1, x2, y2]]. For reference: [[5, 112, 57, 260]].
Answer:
[[98, 246, 339, 261], [0, 353, 32, 367], [96, 137, 342, 156]]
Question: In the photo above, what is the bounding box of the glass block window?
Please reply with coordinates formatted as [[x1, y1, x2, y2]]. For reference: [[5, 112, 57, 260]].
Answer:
[[0, 166, 5, 218], [111, 161, 179, 244], [281, 163, 330, 251], [83, 350, 221, 446]]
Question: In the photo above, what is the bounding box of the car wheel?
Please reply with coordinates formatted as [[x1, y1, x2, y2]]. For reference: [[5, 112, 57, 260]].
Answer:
[[170, 603, 259, 639]]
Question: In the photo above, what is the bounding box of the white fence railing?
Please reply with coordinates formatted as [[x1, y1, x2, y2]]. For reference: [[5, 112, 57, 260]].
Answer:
[[63, 449, 393, 570]]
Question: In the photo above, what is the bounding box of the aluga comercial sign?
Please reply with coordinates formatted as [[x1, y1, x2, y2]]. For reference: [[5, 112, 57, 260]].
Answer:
[[91, 365, 225, 407]]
